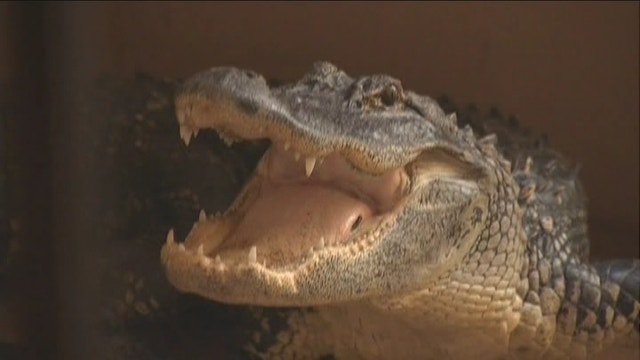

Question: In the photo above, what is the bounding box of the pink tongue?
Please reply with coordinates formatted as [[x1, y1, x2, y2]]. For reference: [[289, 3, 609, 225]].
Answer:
[[224, 184, 372, 263]]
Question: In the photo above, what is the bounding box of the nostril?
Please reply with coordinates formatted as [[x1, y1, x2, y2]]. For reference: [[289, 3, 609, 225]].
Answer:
[[351, 215, 363, 232]]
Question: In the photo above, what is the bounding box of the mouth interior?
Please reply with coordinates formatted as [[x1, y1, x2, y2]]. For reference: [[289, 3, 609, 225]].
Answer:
[[183, 141, 408, 268]]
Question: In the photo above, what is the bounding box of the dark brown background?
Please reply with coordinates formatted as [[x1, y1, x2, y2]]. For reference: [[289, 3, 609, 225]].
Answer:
[[1, 2, 638, 359]]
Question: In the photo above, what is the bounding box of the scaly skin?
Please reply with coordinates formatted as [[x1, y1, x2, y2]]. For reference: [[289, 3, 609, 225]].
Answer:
[[161, 63, 639, 359]]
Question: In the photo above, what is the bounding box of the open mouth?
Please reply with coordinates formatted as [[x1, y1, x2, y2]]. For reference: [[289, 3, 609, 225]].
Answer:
[[166, 135, 409, 269]]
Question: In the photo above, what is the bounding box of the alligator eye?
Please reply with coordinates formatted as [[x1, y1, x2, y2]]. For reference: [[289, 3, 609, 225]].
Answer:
[[351, 215, 363, 232], [380, 84, 400, 107]]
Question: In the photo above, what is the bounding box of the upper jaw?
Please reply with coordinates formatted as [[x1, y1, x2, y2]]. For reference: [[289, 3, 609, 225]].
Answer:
[[174, 63, 463, 174]]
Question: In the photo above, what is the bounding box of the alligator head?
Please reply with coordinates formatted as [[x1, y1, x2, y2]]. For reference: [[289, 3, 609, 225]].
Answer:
[[161, 62, 513, 306]]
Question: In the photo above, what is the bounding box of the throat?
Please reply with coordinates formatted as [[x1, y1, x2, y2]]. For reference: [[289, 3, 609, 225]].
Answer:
[[299, 300, 514, 360]]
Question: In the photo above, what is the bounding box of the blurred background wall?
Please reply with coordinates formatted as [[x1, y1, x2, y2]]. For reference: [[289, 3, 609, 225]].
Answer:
[[1, 2, 637, 358]]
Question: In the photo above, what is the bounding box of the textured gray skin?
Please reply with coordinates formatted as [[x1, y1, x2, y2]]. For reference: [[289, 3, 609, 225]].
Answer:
[[161, 63, 639, 359]]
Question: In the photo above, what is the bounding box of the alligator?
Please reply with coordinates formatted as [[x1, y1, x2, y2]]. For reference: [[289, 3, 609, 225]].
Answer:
[[160, 62, 639, 360]]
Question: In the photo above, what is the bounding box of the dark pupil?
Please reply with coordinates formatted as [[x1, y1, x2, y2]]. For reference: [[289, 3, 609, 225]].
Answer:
[[380, 85, 399, 106]]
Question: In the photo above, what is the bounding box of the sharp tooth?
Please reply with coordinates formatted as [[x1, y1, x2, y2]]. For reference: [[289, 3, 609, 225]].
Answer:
[[305, 157, 317, 177], [218, 132, 235, 146], [193, 128, 200, 138], [248, 246, 257, 264], [166, 229, 175, 245], [319, 237, 325, 249], [178, 243, 186, 251], [198, 209, 207, 222], [294, 152, 301, 161], [284, 142, 291, 151], [200, 256, 211, 267], [179, 125, 193, 146], [197, 244, 205, 257], [197, 245, 211, 266]]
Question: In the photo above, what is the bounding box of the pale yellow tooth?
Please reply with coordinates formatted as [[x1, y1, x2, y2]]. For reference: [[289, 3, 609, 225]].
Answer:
[[214, 260, 224, 270], [197, 244, 205, 257], [218, 132, 235, 146], [166, 229, 175, 245], [248, 246, 257, 264], [193, 128, 200, 138], [305, 157, 317, 177], [294, 152, 301, 161], [178, 243, 186, 251], [284, 142, 291, 151], [179, 125, 193, 146], [319, 237, 325, 249], [197, 245, 211, 266], [200, 256, 211, 267], [198, 209, 207, 222]]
